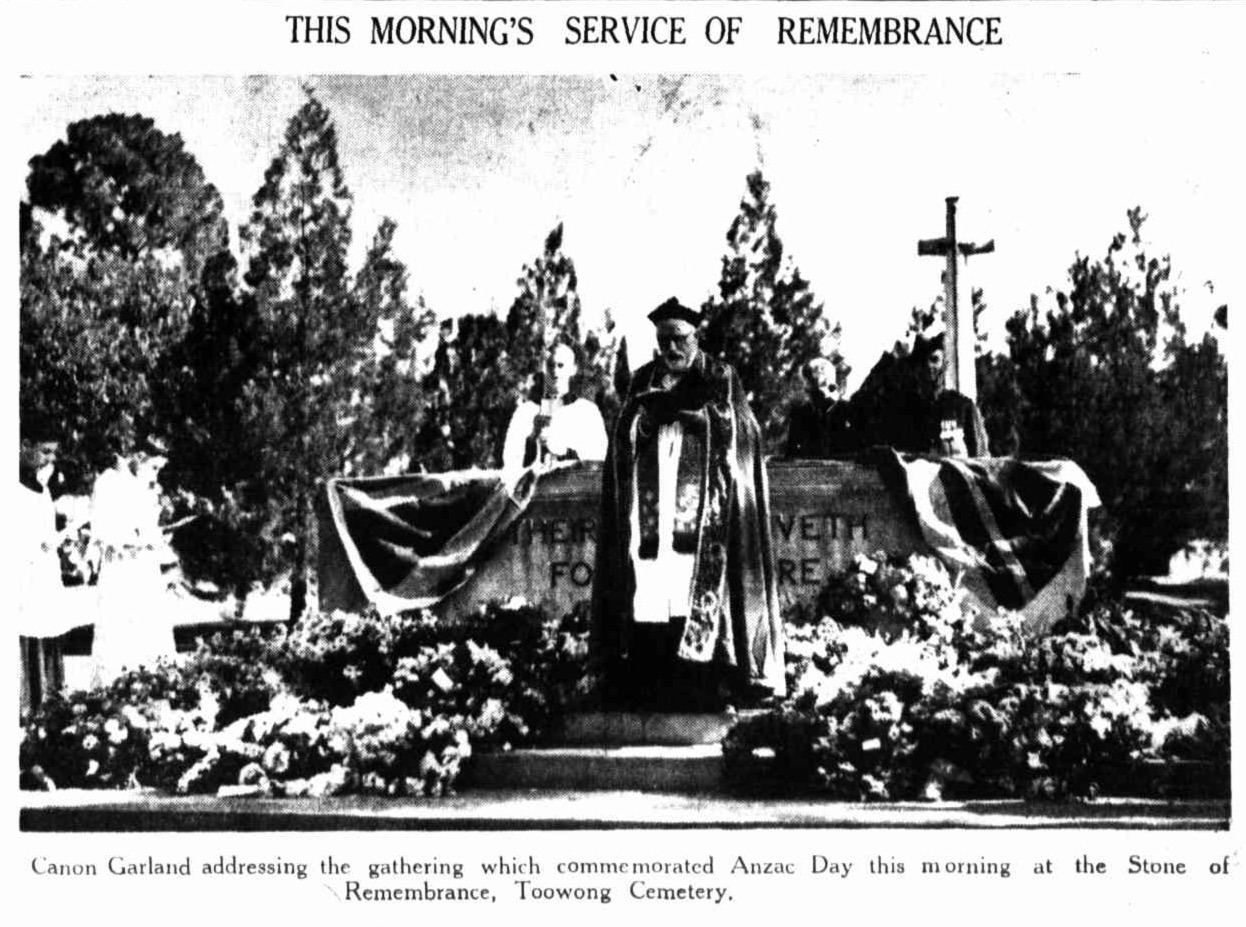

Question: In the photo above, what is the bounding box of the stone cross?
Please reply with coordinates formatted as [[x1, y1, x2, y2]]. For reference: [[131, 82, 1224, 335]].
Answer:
[[917, 197, 994, 400]]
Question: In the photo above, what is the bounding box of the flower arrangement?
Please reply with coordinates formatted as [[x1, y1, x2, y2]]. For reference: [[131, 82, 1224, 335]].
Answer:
[[20, 557, 1225, 802], [725, 553, 1229, 800], [20, 599, 592, 797]]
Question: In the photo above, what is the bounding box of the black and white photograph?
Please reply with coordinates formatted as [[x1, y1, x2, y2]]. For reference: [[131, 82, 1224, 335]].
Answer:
[[15, 69, 1233, 837]]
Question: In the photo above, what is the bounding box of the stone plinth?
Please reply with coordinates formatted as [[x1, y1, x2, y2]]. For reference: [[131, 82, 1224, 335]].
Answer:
[[464, 745, 723, 793], [443, 459, 924, 615], [319, 459, 926, 618], [556, 712, 749, 746], [458, 712, 762, 792]]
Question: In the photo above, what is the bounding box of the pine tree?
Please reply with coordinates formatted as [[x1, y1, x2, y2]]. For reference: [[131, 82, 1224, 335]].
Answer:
[[416, 313, 516, 472], [415, 223, 618, 470], [613, 336, 632, 401], [239, 87, 364, 618], [347, 218, 437, 476], [701, 170, 845, 446], [155, 249, 267, 603], [504, 222, 616, 406], [506, 223, 578, 386], [982, 209, 1228, 576]]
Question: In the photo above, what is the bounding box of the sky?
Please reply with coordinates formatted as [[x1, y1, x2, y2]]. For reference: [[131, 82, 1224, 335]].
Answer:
[[15, 72, 1241, 385]]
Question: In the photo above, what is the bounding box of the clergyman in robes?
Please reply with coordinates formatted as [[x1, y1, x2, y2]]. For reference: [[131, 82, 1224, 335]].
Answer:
[[592, 298, 784, 709], [501, 341, 607, 471], [18, 434, 67, 718], [88, 447, 177, 687]]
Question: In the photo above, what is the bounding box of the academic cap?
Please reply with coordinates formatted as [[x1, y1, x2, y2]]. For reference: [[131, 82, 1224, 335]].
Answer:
[[647, 297, 701, 327]]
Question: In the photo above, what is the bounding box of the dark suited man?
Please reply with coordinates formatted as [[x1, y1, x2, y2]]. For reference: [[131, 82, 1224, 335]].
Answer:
[[785, 358, 858, 458], [906, 328, 989, 457]]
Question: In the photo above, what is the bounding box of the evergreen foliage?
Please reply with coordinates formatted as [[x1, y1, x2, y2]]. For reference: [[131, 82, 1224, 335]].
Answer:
[[345, 218, 437, 476], [848, 212, 1226, 577], [20, 215, 196, 489], [416, 313, 517, 472], [414, 223, 618, 470], [235, 88, 358, 616], [27, 113, 228, 279], [19, 96, 1225, 602], [985, 210, 1228, 576], [230, 88, 444, 617], [156, 251, 267, 600], [701, 170, 846, 445]]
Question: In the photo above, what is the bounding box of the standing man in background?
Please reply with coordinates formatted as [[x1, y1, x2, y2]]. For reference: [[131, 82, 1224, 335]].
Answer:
[[785, 358, 858, 458], [907, 327, 990, 457]]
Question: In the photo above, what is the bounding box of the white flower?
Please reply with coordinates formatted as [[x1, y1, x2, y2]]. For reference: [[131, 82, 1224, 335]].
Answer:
[[854, 554, 880, 576], [104, 718, 129, 745], [263, 742, 292, 775], [195, 685, 221, 725], [430, 668, 455, 693], [120, 705, 148, 730]]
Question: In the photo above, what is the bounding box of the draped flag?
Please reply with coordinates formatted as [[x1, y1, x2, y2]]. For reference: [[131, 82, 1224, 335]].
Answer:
[[319, 455, 1099, 633], [318, 466, 541, 616], [874, 449, 1101, 632]]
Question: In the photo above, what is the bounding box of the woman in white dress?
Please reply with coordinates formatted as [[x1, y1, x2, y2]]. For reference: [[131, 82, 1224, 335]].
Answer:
[[88, 450, 177, 686]]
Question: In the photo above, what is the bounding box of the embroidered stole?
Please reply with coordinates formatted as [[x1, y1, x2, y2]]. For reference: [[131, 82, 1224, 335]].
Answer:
[[621, 363, 737, 663], [636, 410, 706, 559]]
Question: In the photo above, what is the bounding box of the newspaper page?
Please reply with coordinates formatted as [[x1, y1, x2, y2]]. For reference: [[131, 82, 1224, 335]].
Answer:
[[6, 2, 1242, 924]]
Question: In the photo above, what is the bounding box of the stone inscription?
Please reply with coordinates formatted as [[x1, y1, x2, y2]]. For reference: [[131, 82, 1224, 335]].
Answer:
[[499, 508, 872, 597], [771, 512, 870, 589], [394, 461, 926, 617], [510, 516, 598, 590]]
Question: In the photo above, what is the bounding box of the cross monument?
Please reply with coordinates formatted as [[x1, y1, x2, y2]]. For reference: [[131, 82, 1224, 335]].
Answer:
[[917, 197, 994, 400]]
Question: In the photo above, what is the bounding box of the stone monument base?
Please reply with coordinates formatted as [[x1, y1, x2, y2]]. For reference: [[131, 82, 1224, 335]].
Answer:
[[462, 711, 757, 792]]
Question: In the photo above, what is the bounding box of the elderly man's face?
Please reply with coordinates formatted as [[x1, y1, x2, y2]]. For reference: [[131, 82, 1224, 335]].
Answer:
[[655, 319, 699, 374], [806, 363, 837, 400]]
